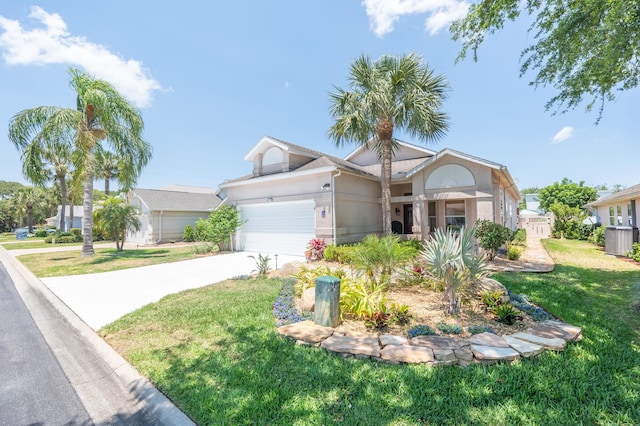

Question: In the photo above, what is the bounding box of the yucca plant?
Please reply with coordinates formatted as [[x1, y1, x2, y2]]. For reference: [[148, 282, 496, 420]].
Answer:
[[420, 226, 488, 314]]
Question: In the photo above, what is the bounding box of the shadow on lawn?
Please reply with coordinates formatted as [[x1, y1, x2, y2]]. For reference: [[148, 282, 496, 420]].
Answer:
[[147, 274, 640, 425]]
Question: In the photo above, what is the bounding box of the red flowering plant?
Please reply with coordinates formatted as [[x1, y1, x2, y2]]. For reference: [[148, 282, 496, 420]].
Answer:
[[306, 238, 327, 261]]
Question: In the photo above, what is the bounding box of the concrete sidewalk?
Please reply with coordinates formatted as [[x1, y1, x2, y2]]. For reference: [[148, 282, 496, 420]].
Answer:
[[42, 251, 304, 330]]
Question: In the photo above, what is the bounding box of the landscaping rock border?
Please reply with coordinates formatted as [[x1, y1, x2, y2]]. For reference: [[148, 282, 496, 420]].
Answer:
[[277, 320, 581, 366]]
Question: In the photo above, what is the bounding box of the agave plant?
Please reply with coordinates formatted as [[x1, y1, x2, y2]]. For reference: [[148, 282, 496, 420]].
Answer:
[[420, 226, 487, 314]]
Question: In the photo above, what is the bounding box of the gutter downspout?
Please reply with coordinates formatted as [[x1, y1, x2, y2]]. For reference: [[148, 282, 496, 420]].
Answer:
[[331, 170, 342, 245], [156, 210, 163, 244]]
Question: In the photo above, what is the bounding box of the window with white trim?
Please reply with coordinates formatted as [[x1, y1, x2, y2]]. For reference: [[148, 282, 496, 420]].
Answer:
[[445, 201, 465, 231], [609, 207, 615, 225]]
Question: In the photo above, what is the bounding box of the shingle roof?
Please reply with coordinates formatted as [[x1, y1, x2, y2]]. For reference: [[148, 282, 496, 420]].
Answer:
[[586, 184, 640, 207], [132, 188, 221, 212]]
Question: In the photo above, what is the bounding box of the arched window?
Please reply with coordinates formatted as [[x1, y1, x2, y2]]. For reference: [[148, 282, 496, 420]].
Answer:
[[426, 164, 475, 189], [262, 147, 283, 167]]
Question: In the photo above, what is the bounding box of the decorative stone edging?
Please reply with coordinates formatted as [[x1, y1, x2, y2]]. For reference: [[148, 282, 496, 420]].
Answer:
[[276, 320, 582, 367]]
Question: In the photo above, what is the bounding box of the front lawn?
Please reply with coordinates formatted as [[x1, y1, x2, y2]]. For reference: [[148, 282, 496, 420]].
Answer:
[[18, 246, 205, 277], [100, 239, 640, 425]]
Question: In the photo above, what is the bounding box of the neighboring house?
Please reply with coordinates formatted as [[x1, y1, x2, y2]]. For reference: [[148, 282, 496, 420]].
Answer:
[[127, 187, 221, 244], [584, 186, 637, 227], [219, 136, 520, 256], [54, 205, 84, 231], [524, 193, 542, 213], [584, 184, 639, 255]]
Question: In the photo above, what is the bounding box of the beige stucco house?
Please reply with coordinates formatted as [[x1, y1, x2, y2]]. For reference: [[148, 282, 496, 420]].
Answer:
[[218, 136, 520, 256], [127, 186, 221, 244]]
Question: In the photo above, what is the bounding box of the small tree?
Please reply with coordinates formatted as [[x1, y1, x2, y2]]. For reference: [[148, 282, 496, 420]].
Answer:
[[421, 227, 488, 314], [93, 196, 140, 251], [205, 205, 242, 251], [474, 219, 512, 260], [549, 202, 586, 239]]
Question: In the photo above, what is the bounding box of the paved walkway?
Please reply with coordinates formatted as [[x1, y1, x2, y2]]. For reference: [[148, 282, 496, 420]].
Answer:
[[487, 233, 554, 273]]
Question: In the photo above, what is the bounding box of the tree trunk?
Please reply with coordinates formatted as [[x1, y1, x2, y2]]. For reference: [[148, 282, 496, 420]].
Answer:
[[104, 173, 110, 196], [69, 196, 74, 232], [27, 206, 34, 233], [380, 138, 393, 235], [81, 170, 95, 256], [58, 175, 67, 232]]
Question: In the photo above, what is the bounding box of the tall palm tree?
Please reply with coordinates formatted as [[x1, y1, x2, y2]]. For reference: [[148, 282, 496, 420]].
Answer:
[[9, 68, 152, 256], [94, 147, 120, 195], [20, 138, 73, 231], [329, 53, 450, 234]]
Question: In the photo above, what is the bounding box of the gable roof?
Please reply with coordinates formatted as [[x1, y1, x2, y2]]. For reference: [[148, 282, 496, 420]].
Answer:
[[161, 184, 216, 194], [131, 188, 221, 212], [344, 139, 437, 164], [585, 184, 640, 207]]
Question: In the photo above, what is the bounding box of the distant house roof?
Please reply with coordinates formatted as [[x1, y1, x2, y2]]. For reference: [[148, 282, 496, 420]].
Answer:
[[585, 184, 640, 208], [57, 205, 85, 217], [131, 188, 221, 212], [161, 184, 216, 194]]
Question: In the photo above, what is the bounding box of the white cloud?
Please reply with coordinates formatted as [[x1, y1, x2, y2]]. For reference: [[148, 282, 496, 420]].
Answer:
[[551, 126, 575, 144], [0, 6, 161, 108], [362, 0, 470, 37]]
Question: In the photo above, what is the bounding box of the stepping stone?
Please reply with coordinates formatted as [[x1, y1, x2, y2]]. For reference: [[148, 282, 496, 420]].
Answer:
[[379, 345, 434, 364], [509, 332, 566, 351], [380, 334, 408, 346], [538, 321, 583, 341], [467, 332, 510, 348], [411, 335, 468, 350], [470, 344, 520, 361], [321, 335, 380, 357], [277, 320, 334, 343], [503, 335, 545, 357]]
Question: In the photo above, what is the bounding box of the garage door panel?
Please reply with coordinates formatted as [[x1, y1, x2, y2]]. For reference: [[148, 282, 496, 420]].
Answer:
[[236, 200, 315, 255]]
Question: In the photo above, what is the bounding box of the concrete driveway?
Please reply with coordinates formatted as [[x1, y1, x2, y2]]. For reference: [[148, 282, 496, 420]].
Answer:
[[42, 252, 304, 330]]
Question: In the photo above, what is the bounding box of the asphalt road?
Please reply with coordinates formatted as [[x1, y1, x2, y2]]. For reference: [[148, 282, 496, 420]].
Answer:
[[0, 261, 92, 425]]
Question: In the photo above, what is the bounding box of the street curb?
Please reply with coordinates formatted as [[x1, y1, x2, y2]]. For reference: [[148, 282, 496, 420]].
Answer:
[[0, 247, 196, 426]]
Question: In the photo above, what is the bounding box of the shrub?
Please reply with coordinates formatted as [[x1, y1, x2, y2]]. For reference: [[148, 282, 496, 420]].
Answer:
[[57, 231, 72, 237], [407, 324, 437, 338], [437, 322, 462, 334], [182, 224, 195, 242], [70, 228, 82, 237], [507, 246, 521, 260], [351, 234, 416, 287], [34, 229, 48, 238], [323, 244, 339, 261], [474, 219, 512, 260], [364, 310, 391, 330], [291, 264, 343, 296], [54, 236, 76, 244], [340, 278, 388, 319], [44, 235, 54, 244], [389, 304, 413, 325], [467, 325, 495, 335], [491, 304, 521, 325], [479, 289, 504, 310], [589, 225, 605, 247], [627, 243, 640, 262], [511, 228, 526, 246]]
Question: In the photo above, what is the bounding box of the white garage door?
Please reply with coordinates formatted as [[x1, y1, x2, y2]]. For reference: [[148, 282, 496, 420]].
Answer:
[[236, 200, 316, 255]]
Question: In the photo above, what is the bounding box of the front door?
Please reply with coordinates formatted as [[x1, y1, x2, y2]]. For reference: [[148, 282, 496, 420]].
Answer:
[[403, 204, 413, 233]]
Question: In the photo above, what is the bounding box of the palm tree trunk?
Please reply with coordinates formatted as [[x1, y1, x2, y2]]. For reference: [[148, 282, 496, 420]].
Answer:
[[380, 138, 393, 235], [27, 206, 34, 233], [104, 173, 110, 196], [69, 196, 74, 232], [81, 171, 95, 256], [58, 175, 67, 232]]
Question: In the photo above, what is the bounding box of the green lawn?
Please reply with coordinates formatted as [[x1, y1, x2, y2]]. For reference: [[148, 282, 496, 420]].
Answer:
[[1, 239, 81, 250], [18, 246, 206, 277], [100, 239, 640, 425]]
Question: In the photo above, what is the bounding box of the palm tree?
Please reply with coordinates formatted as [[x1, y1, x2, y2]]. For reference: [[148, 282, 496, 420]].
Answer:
[[20, 138, 73, 231], [13, 186, 47, 233], [93, 195, 140, 251], [329, 53, 449, 234], [9, 68, 152, 256], [94, 147, 120, 195]]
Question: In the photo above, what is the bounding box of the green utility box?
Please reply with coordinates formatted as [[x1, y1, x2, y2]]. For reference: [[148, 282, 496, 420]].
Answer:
[[314, 275, 340, 328]]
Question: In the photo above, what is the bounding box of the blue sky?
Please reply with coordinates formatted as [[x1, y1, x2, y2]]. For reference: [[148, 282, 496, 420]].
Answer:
[[0, 1, 637, 193]]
